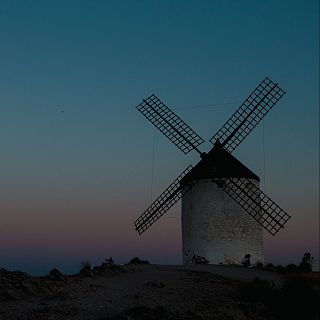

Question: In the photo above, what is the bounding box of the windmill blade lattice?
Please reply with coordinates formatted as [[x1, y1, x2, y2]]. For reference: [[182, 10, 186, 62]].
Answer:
[[137, 94, 204, 154], [210, 77, 286, 153], [134, 165, 193, 234], [221, 177, 291, 236]]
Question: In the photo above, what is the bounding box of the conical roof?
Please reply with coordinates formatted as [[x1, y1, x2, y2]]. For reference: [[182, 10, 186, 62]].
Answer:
[[180, 141, 259, 186]]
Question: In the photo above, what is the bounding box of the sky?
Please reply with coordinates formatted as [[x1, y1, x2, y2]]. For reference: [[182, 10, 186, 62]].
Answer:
[[0, 0, 318, 274]]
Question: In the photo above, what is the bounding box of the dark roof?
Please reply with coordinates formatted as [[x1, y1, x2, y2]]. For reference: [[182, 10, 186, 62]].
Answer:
[[180, 141, 259, 185]]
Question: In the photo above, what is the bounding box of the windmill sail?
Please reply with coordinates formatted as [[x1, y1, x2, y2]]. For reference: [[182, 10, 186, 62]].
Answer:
[[134, 77, 291, 238], [136, 94, 204, 155], [210, 77, 286, 153], [134, 165, 193, 234], [221, 177, 291, 236]]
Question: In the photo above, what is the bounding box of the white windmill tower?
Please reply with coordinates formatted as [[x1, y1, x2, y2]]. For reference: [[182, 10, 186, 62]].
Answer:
[[134, 77, 291, 265]]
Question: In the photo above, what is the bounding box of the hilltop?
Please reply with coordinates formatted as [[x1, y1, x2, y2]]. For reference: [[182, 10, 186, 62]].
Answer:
[[0, 263, 319, 320]]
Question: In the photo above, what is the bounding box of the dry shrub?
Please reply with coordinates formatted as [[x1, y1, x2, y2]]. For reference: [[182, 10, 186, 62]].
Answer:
[[238, 275, 319, 319]]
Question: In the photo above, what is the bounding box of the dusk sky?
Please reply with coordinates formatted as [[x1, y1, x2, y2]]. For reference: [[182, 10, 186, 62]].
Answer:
[[0, 0, 318, 274]]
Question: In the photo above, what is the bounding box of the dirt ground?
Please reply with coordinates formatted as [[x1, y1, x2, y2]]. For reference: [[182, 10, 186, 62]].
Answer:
[[0, 264, 319, 320]]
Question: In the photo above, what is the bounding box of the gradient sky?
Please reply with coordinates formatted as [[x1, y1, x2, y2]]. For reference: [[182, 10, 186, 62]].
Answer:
[[0, 0, 318, 274]]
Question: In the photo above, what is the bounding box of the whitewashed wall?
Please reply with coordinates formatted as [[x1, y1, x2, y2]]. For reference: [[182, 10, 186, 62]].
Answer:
[[181, 179, 263, 265]]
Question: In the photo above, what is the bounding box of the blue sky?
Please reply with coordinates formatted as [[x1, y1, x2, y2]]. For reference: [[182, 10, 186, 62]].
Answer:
[[0, 0, 318, 274]]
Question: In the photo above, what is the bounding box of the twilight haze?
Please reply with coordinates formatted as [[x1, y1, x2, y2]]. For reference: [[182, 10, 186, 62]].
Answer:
[[0, 1, 318, 274]]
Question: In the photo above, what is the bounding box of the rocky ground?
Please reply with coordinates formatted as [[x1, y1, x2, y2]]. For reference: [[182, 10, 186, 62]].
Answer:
[[0, 263, 319, 320]]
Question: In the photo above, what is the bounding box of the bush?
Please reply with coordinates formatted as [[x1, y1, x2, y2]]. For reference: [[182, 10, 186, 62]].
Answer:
[[79, 260, 93, 277], [286, 264, 299, 273], [127, 257, 150, 265], [299, 261, 312, 273], [265, 263, 275, 271], [253, 261, 264, 269], [238, 275, 319, 320], [80, 260, 91, 270], [48, 268, 64, 281], [274, 265, 286, 274]]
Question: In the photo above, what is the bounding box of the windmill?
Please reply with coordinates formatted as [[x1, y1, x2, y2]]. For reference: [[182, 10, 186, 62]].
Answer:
[[134, 77, 291, 265]]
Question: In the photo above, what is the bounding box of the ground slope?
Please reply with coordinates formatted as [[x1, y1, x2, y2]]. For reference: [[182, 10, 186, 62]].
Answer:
[[0, 264, 318, 320]]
